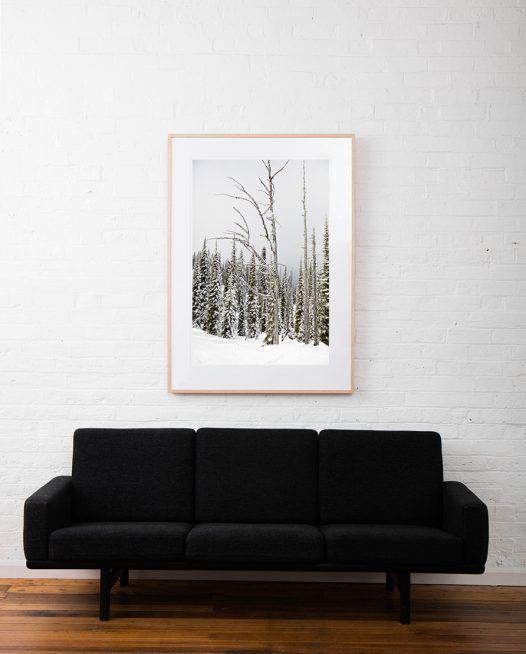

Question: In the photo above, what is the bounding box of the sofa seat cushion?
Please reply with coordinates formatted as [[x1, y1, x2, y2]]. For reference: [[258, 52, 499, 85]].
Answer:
[[322, 524, 463, 566], [186, 524, 324, 563], [49, 522, 192, 562]]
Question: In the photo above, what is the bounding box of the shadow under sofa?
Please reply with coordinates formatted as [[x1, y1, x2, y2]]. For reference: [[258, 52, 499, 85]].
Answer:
[[23, 427, 489, 623]]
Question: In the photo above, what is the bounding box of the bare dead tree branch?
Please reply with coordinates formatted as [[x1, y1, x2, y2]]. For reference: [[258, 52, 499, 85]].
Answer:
[[232, 207, 251, 240], [214, 160, 290, 345], [217, 176, 272, 243], [271, 160, 289, 179]]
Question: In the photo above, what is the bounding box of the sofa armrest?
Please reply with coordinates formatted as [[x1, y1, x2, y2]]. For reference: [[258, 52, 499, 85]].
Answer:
[[24, 476, 73, 561], [443, 481, 489, 567]]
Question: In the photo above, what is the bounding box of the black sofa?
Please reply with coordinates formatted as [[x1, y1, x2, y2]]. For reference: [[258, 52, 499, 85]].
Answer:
[[24, 428, 489, 623]]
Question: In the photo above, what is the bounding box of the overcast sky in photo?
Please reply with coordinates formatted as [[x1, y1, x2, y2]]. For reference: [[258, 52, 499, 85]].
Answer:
[[193, 159, 329, 271]]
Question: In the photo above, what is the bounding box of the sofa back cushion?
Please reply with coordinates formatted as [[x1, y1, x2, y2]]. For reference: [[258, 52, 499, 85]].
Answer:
[[195, 428, 318, 523], [72, 428, 195, 521], [319, 430, 443, 526]]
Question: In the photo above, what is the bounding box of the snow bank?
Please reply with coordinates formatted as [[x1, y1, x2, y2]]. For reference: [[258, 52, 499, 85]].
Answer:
[[191, 328, 329, 366]]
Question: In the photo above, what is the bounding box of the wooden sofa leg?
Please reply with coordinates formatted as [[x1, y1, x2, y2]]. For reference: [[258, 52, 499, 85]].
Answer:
[[397, 572, 411, 624], [120, 569, 129, 587], [386, 572, 395, 591]]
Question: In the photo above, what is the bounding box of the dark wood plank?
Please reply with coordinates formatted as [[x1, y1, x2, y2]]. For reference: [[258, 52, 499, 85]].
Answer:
[[0, 579, 525, 653]]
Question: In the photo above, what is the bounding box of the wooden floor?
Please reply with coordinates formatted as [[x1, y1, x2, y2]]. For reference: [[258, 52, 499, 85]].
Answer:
[[1, 579, 525, 653]]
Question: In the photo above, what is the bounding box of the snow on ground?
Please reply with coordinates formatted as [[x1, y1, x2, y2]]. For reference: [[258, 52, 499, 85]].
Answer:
[[191, 328, 329, 366]]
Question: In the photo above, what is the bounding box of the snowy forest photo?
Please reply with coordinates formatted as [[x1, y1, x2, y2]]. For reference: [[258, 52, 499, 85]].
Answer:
[[191, 159, 330, 366]]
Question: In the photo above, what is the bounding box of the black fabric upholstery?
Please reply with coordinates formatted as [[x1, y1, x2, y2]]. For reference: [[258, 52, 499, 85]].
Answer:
[[195, 428, 318, 523], [72, 428, 195, 521], [49, 522, 191, 561], [322, 524, 463, 566], [24, 476, 73, 560], [319, 430, 444, 526], [443, 481, 489, 565], [24, 427, 489, 580], [186, 523, 324, 563]]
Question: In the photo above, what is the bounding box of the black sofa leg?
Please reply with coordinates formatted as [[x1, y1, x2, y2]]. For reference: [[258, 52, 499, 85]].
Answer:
[[397, 572, 411, 625], [100, 569, 111, 621], [386, 572, 395, 591], [120, 569, 129, 587], [99, 568, 125, 621]]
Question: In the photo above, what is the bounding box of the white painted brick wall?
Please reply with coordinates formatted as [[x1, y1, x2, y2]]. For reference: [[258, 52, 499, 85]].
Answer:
[[1, 0, 525, 574]]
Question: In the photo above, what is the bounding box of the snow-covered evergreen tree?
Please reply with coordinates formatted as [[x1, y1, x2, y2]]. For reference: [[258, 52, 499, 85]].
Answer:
[[237, 250, 247, 336], [264, 256, 280, 344], [264, 297, 276, 345], [196, 239, 210, 328], [192, 251, 201, 326], [259, 247, 268, 333], [246, 253, 260, 338], [311, 228, 319, 346], [230, 240, 237, 284], [279, 269, 286, 337], [286, 270, 294, 339], [307, 261, 314, 342], [294, 260, 304, 340], [280, 268, 293, 340], [238, 295, 246, 337], [220, 261, 237, 339], [319, 217, 329, 346], [205, 247, 221, 335]]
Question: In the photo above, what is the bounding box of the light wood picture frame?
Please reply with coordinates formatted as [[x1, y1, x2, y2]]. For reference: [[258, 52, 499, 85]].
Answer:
[[168, 134, 355, 394]]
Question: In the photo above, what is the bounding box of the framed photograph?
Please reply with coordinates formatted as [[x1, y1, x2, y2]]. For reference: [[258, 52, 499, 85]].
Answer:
[[168, 134, 354, 394]]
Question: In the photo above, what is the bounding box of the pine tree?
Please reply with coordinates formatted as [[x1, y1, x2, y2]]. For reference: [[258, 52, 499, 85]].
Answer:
[[279, 269, 287, 337], [220, 261, 237, 339], [319, 217, 329, 346], [287, 270, 294, 338], [311, 228, 319, 346], [264, 252, 280, 345], [205, 247, 221, 335], [238, 294, 246, 337], [237, 250, 246, 336], [294, 260, 304, 340], [264, 297, 275, 345], [246, 253, 260, 338], [192, 251, 201, 326], [230, 240, 237, 285], [307, 261, 314, 340], [196, 239, 210, 328], [280, 268, 293, 340], [259, 247, 268, 333]]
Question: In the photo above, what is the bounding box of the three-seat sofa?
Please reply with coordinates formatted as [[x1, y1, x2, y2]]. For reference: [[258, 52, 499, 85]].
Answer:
[[24, 427, 489, 622]]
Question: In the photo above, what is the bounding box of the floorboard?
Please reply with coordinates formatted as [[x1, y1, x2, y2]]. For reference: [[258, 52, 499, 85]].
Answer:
[[0, 579, 525, 653]]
